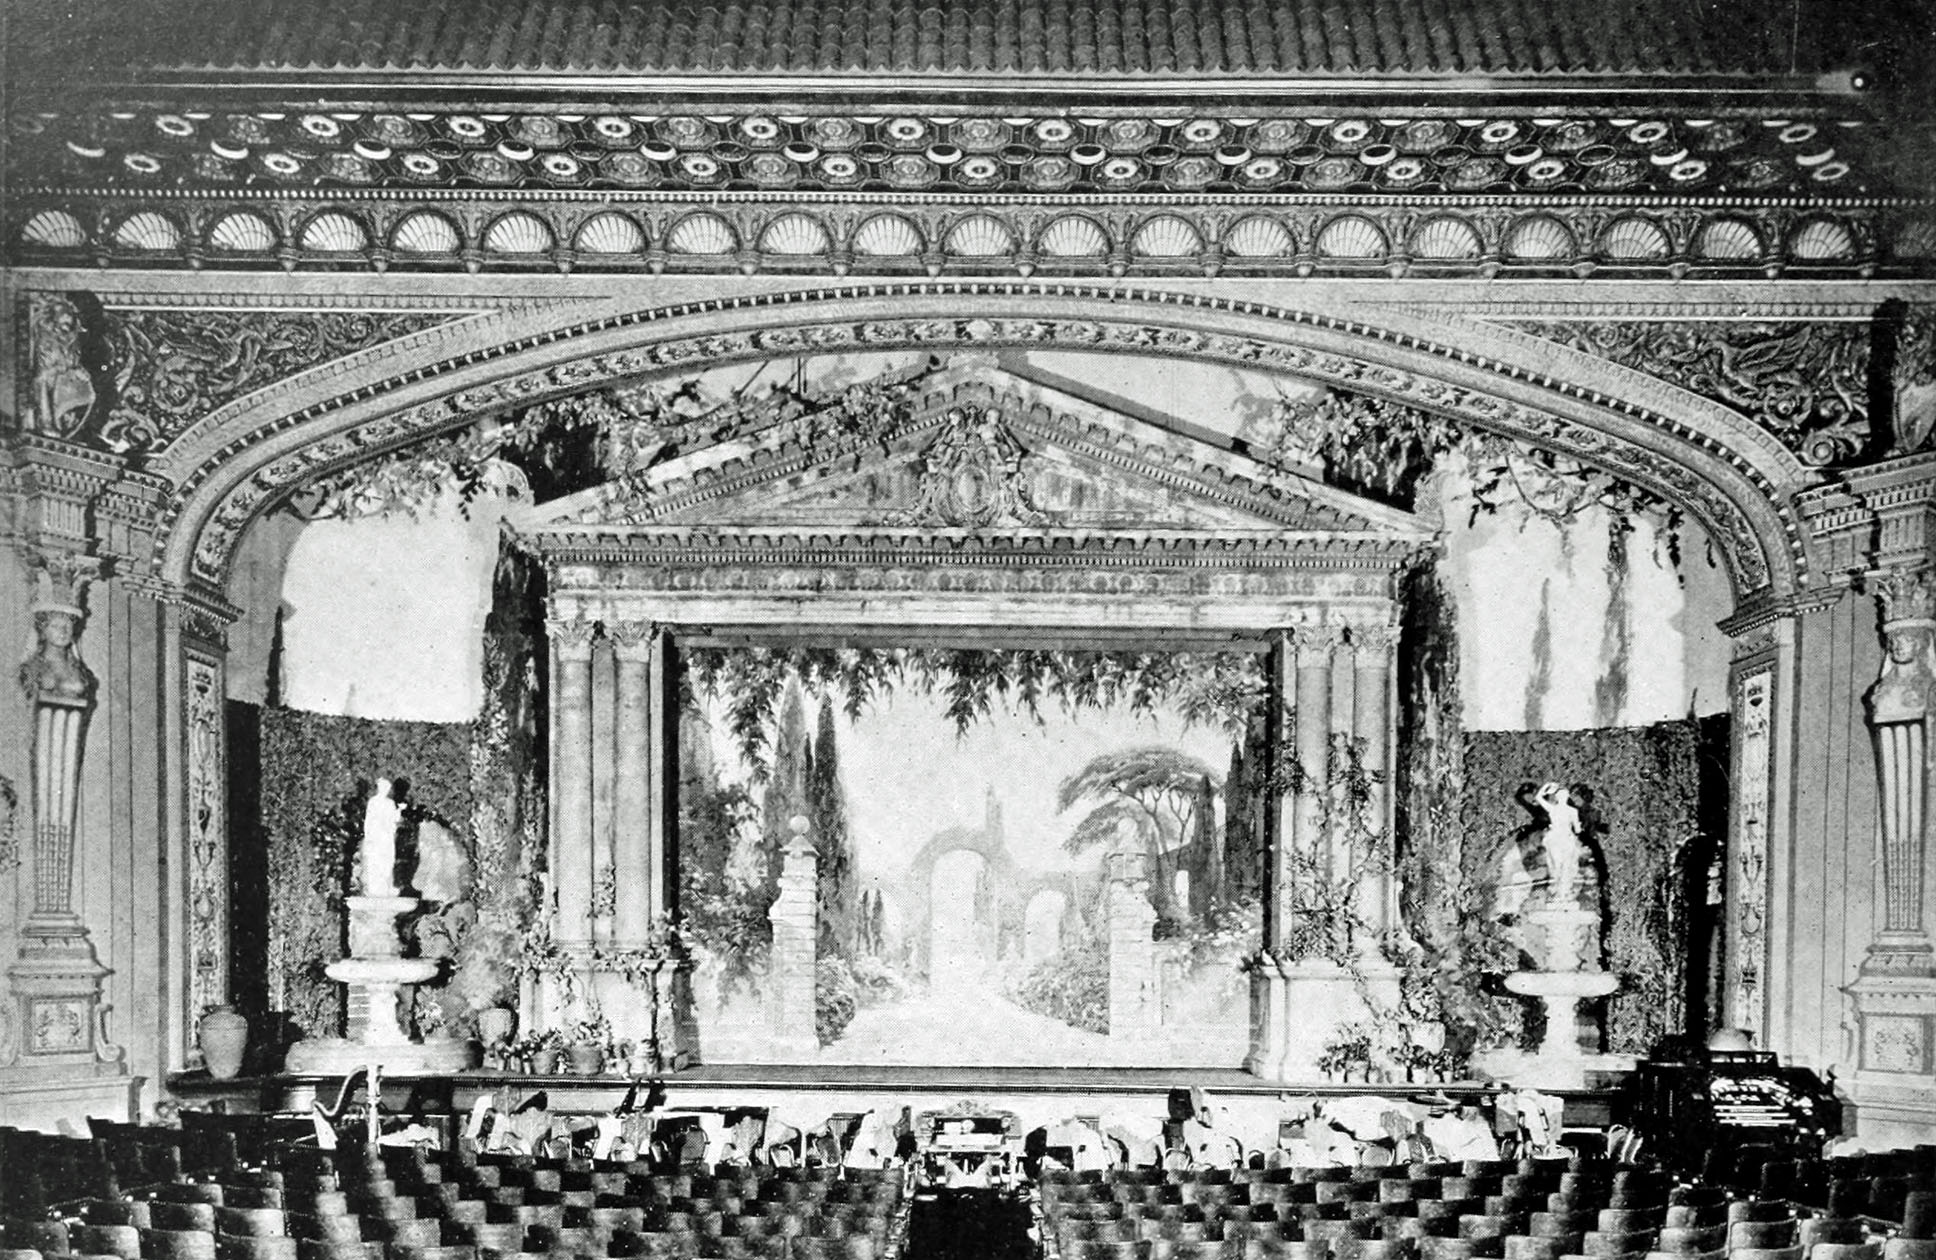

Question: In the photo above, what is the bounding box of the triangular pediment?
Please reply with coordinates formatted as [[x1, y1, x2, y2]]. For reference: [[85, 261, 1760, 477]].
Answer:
[[520, 361, 1428, 542]]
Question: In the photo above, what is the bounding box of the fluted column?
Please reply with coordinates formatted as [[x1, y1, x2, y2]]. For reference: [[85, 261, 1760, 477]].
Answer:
[[1352, 620, 1398, 948], [548, 614, 597, 951], [608, 620, 656, 947]]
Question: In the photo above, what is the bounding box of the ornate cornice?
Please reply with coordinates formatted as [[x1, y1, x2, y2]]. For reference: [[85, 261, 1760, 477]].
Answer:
[[1504, 318, 1872, 467], [530, 525, 1424, 569], [147, 286, 1801, 598]]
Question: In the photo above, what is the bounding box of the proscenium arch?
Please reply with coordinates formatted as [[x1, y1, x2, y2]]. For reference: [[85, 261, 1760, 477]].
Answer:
[[152, 283, 1812, 605]]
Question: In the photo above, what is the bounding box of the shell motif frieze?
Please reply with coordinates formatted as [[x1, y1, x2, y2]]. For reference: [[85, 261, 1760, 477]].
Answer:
[[9, 193, 1920, 279]]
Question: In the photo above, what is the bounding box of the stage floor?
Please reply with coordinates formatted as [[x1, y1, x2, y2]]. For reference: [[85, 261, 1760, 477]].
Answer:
[[169, 1063, 1621, 1129]]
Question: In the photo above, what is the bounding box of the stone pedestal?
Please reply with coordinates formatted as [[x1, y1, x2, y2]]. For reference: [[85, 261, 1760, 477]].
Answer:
[[1478, 903, 1629, 1089], [1244, 956, 1401, 1081], [285, 895, 478, 1074], [763, 823, 820, 1059], [1106, 852, 1159, 1038]]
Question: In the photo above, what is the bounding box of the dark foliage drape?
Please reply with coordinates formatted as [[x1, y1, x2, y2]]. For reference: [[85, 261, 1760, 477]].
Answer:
[[1461, 719, 1722, 1054], [259, 709, 471, 1039]]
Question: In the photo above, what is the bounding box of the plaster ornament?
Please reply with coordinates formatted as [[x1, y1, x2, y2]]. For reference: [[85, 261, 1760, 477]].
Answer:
[[29, 293, 97, 437]]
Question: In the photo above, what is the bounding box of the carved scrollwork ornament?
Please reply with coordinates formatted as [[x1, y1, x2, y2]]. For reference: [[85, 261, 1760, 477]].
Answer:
[[1510, 319, 1870, 467], [892, 404, 1048, 529], [0, 775, 18, 875]]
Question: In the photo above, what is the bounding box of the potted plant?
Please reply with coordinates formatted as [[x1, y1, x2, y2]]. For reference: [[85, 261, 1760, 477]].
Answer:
[[1316, 1022, 1374, 1083], [518, 1028, 566, 1074], [565, 1011, 612, 1075]]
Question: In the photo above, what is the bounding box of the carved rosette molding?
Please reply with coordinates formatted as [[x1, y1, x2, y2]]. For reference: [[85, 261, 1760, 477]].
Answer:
[[1504, 319, 1872, 467], [154, 287, 1798, 600], [1728, 666, 1776, 1036], [182, 653, 227, 1022]]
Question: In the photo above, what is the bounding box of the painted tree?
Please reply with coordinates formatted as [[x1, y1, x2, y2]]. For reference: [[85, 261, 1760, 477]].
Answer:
[[1059, 746, 1223, 921], [757, 678, 811, 906], [806, 696, 857, 956]]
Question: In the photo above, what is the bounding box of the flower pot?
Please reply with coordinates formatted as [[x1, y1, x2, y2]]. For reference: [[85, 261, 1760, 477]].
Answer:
[[567, 1044, 606, 1075], [199, 1006, 249, 1080], [528, 1047, 561, 1074], [477, 1007, 516, 1046]]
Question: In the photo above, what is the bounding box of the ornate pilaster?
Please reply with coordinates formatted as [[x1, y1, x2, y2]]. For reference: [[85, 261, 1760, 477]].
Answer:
[[606, 620, 657, 948], [546, 612, 598, 952], [1726, 655, 1777, 1037], [6, 549, 122, 1074]]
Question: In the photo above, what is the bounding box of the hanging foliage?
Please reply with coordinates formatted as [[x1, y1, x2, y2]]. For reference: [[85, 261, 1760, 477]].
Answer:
[[1257, 388, 1689, 569], [296, 360, 938, 520], [682, 646, 1267, 770]]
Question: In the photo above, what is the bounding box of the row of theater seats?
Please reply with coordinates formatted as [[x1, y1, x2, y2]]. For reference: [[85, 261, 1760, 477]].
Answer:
[[1038, 1158, 1936, 1260], [0, 1136, 904, 1260], [1716, 1150, 1936, 1225]]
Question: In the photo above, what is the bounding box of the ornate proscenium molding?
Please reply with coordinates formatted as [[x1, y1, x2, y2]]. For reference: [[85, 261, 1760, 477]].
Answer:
[[158, 291, 1799, 604], [1505, 319, 1872, 467]]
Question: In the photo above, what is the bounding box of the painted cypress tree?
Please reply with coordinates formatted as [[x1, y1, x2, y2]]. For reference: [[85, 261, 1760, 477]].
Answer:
[[758, 677, 811, 907], [807, 696, 856, 955]]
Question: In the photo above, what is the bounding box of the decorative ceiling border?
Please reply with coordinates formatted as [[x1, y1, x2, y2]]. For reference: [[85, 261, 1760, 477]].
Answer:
[[13, 187, 1929, 280], [11, 108, 1908, 201], [149, 283, 1806, 599]]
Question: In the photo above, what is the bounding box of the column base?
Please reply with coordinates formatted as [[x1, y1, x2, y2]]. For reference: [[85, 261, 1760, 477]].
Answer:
[[1471, 1048, 1634, 1092], [1845, 971, 1936, 1079], [1245, 957, 1401, 1083], [284, 1036, 480, 1075], [0, 1061, 143, 1128]]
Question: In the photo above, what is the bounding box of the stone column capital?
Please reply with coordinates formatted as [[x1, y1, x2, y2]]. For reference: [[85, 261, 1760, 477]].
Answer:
[[606, 619, 659, 658], [1289, 622, 1346, 668], [1869, 564, 1936, 629], [1348, 620, 1401, 663], [545, 615, 598, 660]]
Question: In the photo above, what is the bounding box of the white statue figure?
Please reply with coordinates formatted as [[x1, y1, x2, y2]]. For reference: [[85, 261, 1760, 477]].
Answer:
[[361, 778, 401, 897], [1532, 781, 1585, 905]]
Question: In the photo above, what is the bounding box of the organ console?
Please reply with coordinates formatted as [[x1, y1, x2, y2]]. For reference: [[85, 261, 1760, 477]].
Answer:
[[1631, 1049, 1843, 1176]]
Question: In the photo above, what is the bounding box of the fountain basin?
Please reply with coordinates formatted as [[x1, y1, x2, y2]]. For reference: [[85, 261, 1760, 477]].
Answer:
[[1505, 970, 1619, 1000], [325, 957, 439, 985]]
